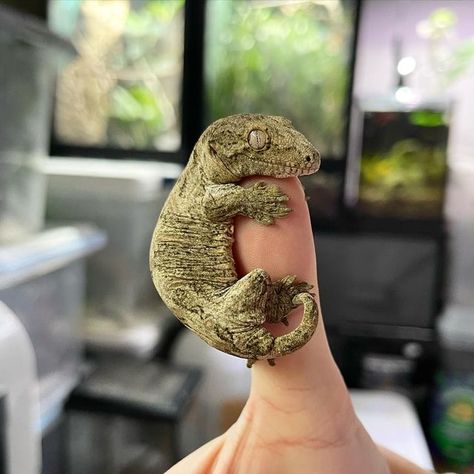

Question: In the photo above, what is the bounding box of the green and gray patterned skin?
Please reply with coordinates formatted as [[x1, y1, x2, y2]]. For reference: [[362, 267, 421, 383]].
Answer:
[[150, 114, 321, 367]]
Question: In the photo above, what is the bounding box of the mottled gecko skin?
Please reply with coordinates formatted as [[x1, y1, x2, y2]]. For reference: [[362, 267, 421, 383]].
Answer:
[[150, 114, 321, 367]]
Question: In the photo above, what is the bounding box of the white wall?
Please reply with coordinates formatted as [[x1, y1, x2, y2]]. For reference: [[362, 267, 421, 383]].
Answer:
[[354, 0, 474, 163]]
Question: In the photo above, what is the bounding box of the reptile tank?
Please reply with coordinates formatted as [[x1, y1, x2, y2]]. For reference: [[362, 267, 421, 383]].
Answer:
[[348, 97, 450, 220]]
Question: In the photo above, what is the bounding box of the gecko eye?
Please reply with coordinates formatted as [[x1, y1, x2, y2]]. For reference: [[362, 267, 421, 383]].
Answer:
[[248, 129, 268, 150]]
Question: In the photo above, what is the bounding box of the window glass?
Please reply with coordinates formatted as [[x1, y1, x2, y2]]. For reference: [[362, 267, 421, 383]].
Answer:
[[205, 0, 357, 159], [49, 0, 184, 151]]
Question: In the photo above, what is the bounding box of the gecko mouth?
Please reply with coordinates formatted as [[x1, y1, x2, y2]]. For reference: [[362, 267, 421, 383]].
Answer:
[[274, 161, 320, 178], [243, 155, 320, 177]]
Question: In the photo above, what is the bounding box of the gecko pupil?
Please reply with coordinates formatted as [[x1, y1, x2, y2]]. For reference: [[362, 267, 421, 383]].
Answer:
[[248, 129, 267, 150]]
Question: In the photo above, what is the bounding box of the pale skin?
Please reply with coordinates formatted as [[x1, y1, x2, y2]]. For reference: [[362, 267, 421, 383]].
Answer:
[[166, 177, 433, 474]]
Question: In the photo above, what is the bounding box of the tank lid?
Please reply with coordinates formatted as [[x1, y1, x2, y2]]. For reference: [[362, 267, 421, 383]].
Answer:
[[44, 158, 183, 200], [0, 224, 106, 289]]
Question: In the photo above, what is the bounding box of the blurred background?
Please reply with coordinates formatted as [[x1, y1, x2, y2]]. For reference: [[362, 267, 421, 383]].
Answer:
[[0, 0, 473, 473]]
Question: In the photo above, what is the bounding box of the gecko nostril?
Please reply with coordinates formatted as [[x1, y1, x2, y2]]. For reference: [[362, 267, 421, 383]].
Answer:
[[305, 155, 312, 163]]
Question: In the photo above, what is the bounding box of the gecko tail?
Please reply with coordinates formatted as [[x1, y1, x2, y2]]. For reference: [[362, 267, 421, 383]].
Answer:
[[269, 293, 319, 358]]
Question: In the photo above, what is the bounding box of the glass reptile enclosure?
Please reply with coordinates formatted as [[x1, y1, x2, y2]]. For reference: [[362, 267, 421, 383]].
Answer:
[[354, 103, 449, 220]]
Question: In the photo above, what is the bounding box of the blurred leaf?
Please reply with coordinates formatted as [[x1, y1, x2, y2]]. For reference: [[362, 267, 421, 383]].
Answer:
[[126, 9, 154, 35], [146, 0, 184, 22], [109, 84, 163, 125], [109, 86, 143, 122], [360, 139, 446, 198], [129, 85, 162, 122], [429, 8, 457, 30], [409, 110, 445, 127]]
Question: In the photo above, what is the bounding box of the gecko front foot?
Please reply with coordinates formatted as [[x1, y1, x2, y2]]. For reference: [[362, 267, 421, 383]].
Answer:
[[245, 182, 291, 225], [266, 275, 314, 325]]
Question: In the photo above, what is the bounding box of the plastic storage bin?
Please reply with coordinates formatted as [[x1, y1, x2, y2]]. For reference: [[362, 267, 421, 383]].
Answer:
[[44, 158, 182, 326], [0, 6, 74, 242], [0, 225, 106, 423]]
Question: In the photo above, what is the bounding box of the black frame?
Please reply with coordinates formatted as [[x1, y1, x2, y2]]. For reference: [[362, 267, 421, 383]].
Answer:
[[318, 0, 361, 165], [305, 0, 361, 230]]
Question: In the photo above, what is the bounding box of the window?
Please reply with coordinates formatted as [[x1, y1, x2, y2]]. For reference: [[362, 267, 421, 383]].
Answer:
[[49, 0, 185, 153], [204, 0, 358, 160], [48, 0, 360, 222]]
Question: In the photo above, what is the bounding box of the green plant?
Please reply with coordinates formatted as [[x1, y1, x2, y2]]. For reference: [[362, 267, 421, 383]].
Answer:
[[205, 0, 353, 158], [360, 138, 445, 215], [106, 0, 184, 149], [109, 84, 165, 148]]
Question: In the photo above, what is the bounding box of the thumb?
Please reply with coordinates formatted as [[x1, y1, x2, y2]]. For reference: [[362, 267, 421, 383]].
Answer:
[[233, 176, 351, 419]]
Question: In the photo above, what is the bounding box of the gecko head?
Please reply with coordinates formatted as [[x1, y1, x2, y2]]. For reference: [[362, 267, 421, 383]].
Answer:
[[199, 114, 321, 183]]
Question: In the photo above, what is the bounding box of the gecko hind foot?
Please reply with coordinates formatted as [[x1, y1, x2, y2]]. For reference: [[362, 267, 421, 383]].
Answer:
[[267, 275, 314, 325]]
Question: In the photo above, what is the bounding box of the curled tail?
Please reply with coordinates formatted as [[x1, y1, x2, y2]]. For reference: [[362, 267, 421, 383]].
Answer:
[[269, 293, 319, 358]]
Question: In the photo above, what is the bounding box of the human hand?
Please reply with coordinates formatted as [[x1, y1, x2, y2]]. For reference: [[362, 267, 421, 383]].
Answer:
[[168, 177, 432, 474]]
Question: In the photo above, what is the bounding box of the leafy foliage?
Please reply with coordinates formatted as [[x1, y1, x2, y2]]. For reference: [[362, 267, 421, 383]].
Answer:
[[205, 1, 354, 158], [106, 0, 184, 149], [360, 138, 446, 217]]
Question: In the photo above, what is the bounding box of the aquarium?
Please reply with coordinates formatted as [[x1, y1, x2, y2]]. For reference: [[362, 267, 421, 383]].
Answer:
[[354, 103, 449, 219]]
